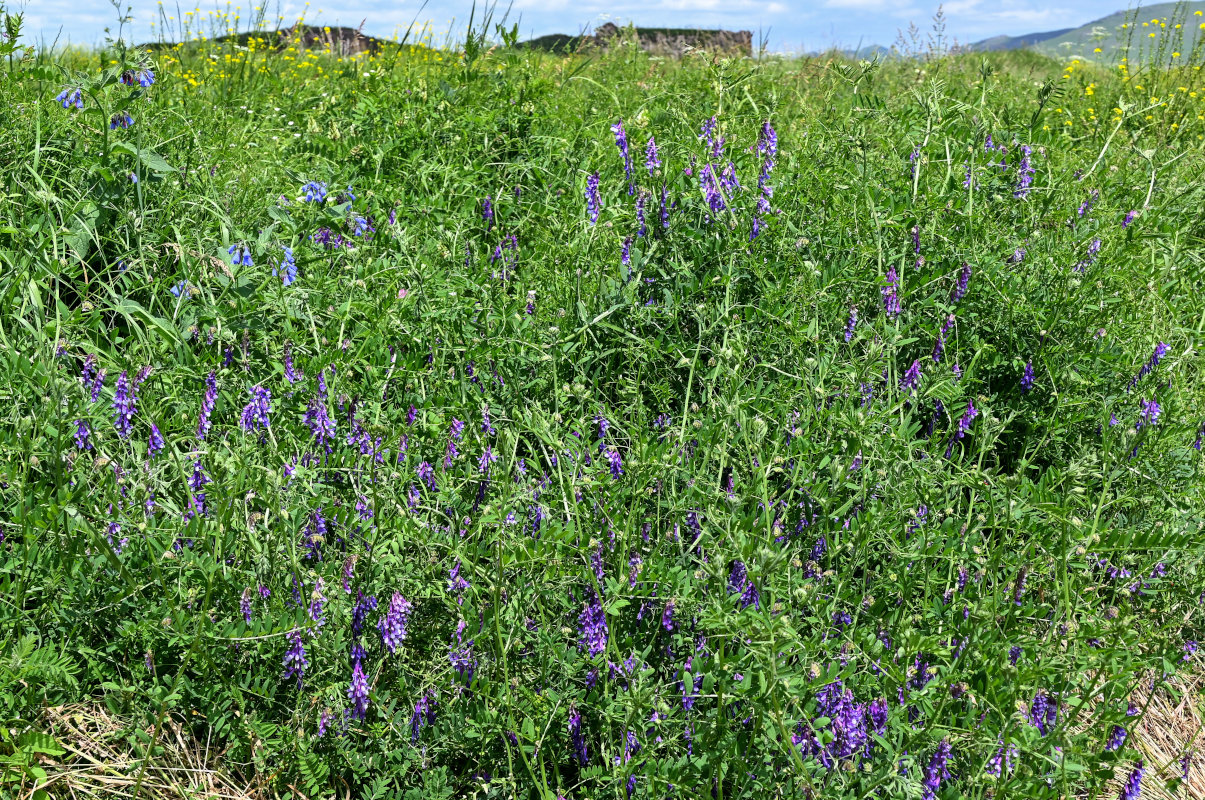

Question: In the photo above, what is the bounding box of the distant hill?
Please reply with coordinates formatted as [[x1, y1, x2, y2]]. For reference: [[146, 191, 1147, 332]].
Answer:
[[521, 23, 752, 57], [972, 28, 1073, 52], [969, 2, 1205, 61]]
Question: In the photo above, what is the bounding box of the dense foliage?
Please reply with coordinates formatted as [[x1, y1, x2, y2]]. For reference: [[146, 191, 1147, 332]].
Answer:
[[1, 6, 1204, 799]]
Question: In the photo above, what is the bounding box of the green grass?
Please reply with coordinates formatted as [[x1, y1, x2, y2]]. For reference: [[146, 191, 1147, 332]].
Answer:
[[0, 5, 1204, 799]]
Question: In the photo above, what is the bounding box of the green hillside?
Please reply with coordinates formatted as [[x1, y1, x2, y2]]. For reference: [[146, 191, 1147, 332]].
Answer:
[[1026, 1, 1205, 62]]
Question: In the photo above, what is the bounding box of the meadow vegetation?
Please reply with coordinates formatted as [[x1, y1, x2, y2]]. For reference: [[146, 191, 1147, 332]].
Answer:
[[1, 5, 1204, 798]]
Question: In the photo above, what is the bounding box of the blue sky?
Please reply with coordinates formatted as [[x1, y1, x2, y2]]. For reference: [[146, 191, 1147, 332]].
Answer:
[[19, 0, 1138, 53]]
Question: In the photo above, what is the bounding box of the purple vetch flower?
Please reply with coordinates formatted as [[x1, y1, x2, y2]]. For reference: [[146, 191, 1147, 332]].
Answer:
[[239, 385, 271, 432], [586, 171, 601, 224], [922, 739, 952, 800], [844, 307, 858, 342], [417, 461, 435, 491], [1014, 144, 1035, 199], [1021, 360, 1035, 393], [660, 184, 671, 230], [612, 119, 634, 194], [283, 341, 301, 384], [89, 366, 107, 400], [448, 560, 471, 602], [645, 136, 661, 175], [1123, 209, 1138, 228], [1010, 246, 1027, 264], [1137, 398, 1161, 430], [305, 396, 336, 447], [478, 446, 497, 474], [241, 588, 253, 624], [410, 691, 437, 742], [283, 629, 308, 688], [962, 162, 973, 189], [578, 588, 608, 657], [662, 600, 675, 631], [621, 236, 632, 273], [347, 661, 370, 721], [986, 739, 1018, 776], [1119, 760, 1143, 800], [627, 550, 643, 588], [869, 697, 888, 735], [1077, 189, 1098, 218], [196, 372, 218, 441], [1106, 723, 1128, 752], [481, 195, 494, 229], [1074, 238, 1101, 272], [944, 401, 979, 458], [378, 592, 413, 653], [727, 560, 760, 610], [112, 371, 138, 438], [616, 730, 640, 765], [106, 521, 127, 554], [700, 163, 726, 216], [900, 360, 922, 392], [719, 161, 742, 194], [906, 506, 928, 539], [569, 705, 588, 765], [951, 262, 972, 303], [607, 447, 623, 479], [882, 267, 901, 319], [308, 578, 327, 629], [700, 115, 724, 160], [75, 419, 92, 450], [1009, 645, 1022, 664], [1028, 690, 1059, 736], [80, 354, 98, 387], [758, 119, 778, 162], [449, 633, 477, 684], [635, 191, 648, 237], [147, 422, 165, 458], [349, 593, 378, 644], [1128, 342, 1170, 391], [489, 235, 518, 281]]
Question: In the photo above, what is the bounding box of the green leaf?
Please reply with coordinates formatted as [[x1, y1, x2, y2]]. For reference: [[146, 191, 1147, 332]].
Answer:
[[18, 731, 64, 757], [111, 142, 174, 174]]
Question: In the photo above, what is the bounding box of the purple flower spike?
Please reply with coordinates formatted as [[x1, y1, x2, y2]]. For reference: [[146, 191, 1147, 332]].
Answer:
[[951, 262, 972, 303], [348, 661, 370, 721], [645, 136, 660, 175], [283, 629, 308, 689], [585, 171, 601, 224], [1120, 760, 1143, 800], [921, 739, 952, 800], [578, 588, 608, 657], [882, 268, 901, 319], [612, 119, 633, 194], [378, 592, 413, 653], [239, 385, 271, 433]]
